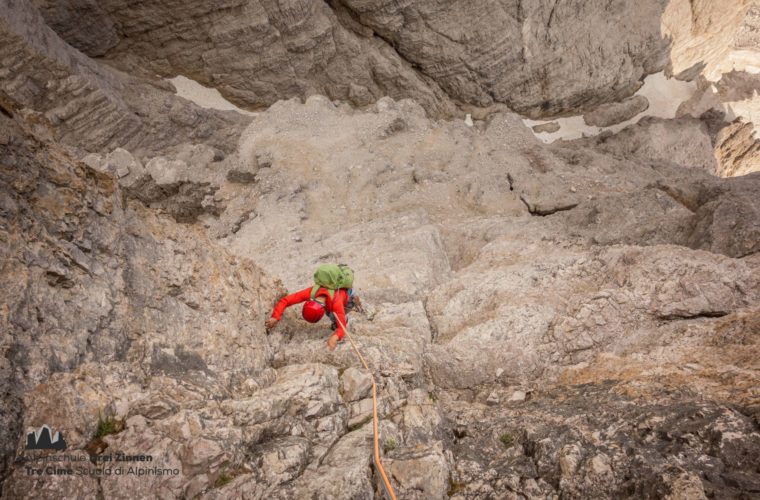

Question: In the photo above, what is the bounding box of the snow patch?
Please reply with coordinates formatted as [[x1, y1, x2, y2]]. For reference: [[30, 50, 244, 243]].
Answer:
[[168, 75, 256, 116], [524, 72, 696, 143]]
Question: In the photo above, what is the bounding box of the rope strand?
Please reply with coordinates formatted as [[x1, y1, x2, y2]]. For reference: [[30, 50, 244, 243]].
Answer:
[[334, 316, 397, 500]]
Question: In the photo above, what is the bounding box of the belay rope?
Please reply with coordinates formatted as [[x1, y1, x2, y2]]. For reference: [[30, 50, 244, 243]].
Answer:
[[333, 316, 397, 500]]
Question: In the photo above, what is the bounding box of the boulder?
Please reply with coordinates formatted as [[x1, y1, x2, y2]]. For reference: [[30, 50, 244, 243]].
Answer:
[[340, 367, 372, 402], [106, 148, 142, 178], [532, 121, 561, 133], [583, 95, 649, 127], [388, 447, 449, 500]]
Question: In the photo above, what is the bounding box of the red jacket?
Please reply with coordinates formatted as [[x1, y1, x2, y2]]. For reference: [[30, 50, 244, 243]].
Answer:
[[271, 287, 349, 340]]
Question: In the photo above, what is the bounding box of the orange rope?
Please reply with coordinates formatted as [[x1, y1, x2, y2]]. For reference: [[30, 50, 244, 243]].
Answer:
[[334, 316, 397, 500]]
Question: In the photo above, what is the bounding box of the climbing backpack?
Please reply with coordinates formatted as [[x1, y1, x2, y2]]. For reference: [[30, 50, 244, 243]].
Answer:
[[310, 264, 354, 300]]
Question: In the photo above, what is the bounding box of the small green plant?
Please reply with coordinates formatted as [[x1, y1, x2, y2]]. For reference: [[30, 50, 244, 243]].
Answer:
[[215, 472, 233, 488], [448, 477, 466, 496], [94, 415, 125, 439], [499, 432, 514, 447], [383, 439, 398, 453]]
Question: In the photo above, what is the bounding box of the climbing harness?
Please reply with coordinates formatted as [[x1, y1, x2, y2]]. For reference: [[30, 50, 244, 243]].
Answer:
[[333, 316, 397, 500]]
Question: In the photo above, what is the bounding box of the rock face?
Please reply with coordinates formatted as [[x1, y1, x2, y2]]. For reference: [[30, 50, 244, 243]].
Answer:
[[663, 0, 760, 178], [713, 119, 760, 177], [0, 0, 250, 155], [4, 90, 760, 499], [583, 95, 650, 127], [671, 70, 760, 177], [31, 0, 456, 117], [31, 0, 670, 118], [338, 0, 670, 117], [2, 2, 760, 499], [589, 116, 719, 173], [663, 0, 760, 81], [446, 386, 760, 499], [0, 114, 279, 494]]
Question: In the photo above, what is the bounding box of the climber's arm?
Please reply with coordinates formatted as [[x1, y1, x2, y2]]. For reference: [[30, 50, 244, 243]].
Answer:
[[268, 287, 312, 328], [331, 294, 347, 341]]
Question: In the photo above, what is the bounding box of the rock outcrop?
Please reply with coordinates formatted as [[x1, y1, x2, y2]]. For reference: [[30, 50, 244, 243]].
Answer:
[[0, 114, 278, 493], [31, 0, 670, 118], [0, 0, 250, 155], [663, 0, 760, 177], [583, 95, 650, 127]]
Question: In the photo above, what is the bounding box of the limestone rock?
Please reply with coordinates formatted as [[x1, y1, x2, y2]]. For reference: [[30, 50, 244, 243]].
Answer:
[[588, 453, 612, 476], [591, 116, 719, 173], [532, 122, 561, 134], [508, 390, 527, 402], [340, 367, 372, 402], [0, 0, 249, 155], [105, 148, 141, 178], [348, 398, 374, 428], [664, 472, 709, 500], [226, 165, 258, 184], [31, 0, 119, 56], [560, 188, 695, 248], [446, 391, 760, 499], [255, 437, 310, 485], [281, 426, 376, 499], [398, 401, 444, 447], [0, 114, 279, 485], [32, 0, 671, 118], [388, 447, 449, 500], [221, 363, 340, 427], [714, 120, 760, 177], [3, 5, 760, 498], [559, 444, 583, 480], [81, 152, 107, 172], [688, 173, 760, 258], [583, 95, 650, 127], [424, 244, 759, 389]]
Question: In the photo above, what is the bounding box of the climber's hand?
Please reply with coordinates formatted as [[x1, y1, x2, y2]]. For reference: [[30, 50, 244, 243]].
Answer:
[[265, 318, 278, 332], [353, 296, 364, 313], [326, 333, 339, 351]]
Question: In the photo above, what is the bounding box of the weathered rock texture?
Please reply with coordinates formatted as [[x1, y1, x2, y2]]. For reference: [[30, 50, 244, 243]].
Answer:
[[31, 0, 670, 118], [0, 0, 250, 155], [663, 0, 760, 177], [663, 0, 760, 81], [713, 119, 760, 177], [0, 114, 279, 495], [584, 95, 650, 127], [670, 70, 760, 177], [2, 1, 760, 499], [178, 96, 759, 497]]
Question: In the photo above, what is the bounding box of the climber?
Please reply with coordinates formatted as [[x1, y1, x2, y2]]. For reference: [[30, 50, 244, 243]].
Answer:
[[264, 264, 362, 351]]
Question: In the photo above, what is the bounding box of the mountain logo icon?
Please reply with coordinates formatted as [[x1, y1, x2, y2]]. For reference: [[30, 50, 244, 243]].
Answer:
[[25, 425, 67, 450]]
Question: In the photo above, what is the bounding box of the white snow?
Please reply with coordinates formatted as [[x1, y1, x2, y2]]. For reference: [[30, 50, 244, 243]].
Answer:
[[524, 72, 697, 143], [168, 75, 256, 116]]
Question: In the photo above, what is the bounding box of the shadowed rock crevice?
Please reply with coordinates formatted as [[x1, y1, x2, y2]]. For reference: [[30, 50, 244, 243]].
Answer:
[[520, 195, 579, 216]]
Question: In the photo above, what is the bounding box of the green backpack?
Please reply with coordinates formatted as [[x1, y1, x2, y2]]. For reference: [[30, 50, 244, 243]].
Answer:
[[310, 264, 354, 300]]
